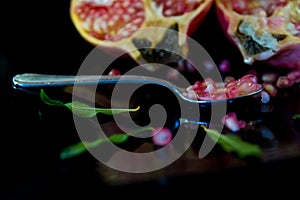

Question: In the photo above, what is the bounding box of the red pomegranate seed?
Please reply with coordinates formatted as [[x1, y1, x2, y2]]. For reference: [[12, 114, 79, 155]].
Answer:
[[221, 112, 244, 132], [232, 0, 249, 14], [237, 79, 259, 95], [152, 127, 173, 146], [183, 73, 261, 101], [263, 83, 277, 97], [224, 76, 235, 83], [75, 0, 145, 41], [183, 90, 199, 101], [218, 59, 231, 73], [287, 70, 300, 83], [108, 68, 121, 76], [226, 85, 239, 98], [276, 76, 294, 88], [262, 72, 278, 83], [239, 74, 258, 83]]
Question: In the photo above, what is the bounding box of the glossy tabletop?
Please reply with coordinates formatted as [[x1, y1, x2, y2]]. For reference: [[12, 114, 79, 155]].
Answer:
[[1, 1, 300, 199]]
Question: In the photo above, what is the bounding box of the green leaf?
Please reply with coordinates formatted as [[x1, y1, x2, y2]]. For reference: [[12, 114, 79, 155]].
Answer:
[[293, 114, 300, 119], [40, 89, 140, 118], [65, 101, 96, 117], [202, 126, 262, 158]]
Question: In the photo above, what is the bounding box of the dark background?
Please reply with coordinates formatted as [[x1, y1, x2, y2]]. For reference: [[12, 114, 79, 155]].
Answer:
[[0, 1, 300, 199]]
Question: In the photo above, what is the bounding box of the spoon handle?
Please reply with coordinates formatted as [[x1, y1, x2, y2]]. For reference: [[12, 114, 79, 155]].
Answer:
[[12, 73, 126, 87], [12, 73, 182, 91]]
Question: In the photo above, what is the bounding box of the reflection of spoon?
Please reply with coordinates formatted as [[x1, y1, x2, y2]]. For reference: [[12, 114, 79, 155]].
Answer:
[[12, 73, 263, 105]]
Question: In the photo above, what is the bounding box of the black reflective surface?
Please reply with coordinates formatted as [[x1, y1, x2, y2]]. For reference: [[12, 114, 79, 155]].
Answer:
[[1, 1, 300, 199]]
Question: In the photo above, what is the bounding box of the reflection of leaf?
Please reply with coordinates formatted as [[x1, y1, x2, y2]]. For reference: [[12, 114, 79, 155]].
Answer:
[[60, 137, 109, 159], [202, 126, 262, 158], [108, 134, 129, 144], [40, 89, 140, 118], [40, 89, 65, 107], [60, 142, 88, 159], [60, 127, 153, 159]]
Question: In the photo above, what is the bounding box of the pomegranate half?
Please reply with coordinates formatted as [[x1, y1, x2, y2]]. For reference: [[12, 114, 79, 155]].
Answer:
[[215, 0, 300, 69], [70, 0, 214, 70]]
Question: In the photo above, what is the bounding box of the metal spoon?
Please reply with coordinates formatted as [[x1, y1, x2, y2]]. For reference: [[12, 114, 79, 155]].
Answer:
[[12, 73, 263, 105]]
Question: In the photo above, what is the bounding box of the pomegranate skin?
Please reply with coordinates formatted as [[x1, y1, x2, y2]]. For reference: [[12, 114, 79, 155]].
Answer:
[[264, 44, 300, 69], [215, 0, 300, 70], [70, 0, 214, 71]]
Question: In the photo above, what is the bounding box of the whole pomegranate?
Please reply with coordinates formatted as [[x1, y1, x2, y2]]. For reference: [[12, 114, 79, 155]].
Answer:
[[215, 0, 300, 69], [70, 0, 214, 70]]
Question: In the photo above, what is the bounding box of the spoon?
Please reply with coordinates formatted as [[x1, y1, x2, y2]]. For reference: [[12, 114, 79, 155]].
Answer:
[[12, 73, 263, 105]]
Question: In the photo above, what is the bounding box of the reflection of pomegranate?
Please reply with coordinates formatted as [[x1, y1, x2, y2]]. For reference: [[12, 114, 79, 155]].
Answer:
[[216, 0, 300, 69], [70, 0, 214, 70]]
